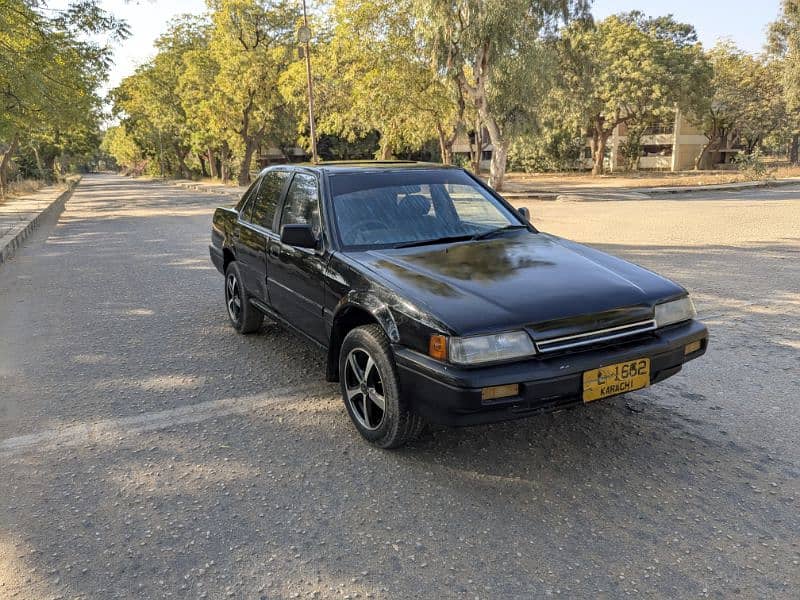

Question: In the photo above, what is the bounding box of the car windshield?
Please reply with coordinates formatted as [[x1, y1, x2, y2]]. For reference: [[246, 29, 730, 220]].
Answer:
[[329, 169, 524, 248]]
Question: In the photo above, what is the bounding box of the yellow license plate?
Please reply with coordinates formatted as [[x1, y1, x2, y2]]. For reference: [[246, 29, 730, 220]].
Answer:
[[582, 358, 650, 402]]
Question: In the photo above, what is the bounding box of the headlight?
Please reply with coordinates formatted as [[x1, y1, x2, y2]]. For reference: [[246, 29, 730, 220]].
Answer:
[[449, 330, 535, 365], [655, 296, 696, 328]]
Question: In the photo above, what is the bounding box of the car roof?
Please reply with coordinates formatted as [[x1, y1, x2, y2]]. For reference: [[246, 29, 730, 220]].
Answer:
[[263, 161, 461, 175]]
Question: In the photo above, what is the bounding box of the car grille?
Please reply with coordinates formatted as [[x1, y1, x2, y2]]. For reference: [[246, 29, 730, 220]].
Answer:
[[534, 319, 657, 354]]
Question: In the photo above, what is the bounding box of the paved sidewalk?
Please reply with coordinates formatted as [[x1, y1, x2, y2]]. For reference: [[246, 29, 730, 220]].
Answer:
[[0, 179, 78, 264]]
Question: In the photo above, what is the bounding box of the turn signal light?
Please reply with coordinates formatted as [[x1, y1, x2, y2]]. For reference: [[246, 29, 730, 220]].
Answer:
[[481, 384, 520, 402], [684, 340, 702, 355], [429, 335, 448, 360]]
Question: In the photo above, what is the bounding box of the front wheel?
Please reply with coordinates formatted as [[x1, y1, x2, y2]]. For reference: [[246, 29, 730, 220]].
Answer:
[[339, 324, 424, 448], [224, 262, 263, 334]]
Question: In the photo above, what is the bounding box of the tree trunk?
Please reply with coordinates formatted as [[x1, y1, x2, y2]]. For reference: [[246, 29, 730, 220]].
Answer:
[[378, 142, 392, 160], [0, 133, 20, 198], [468, 126, 481, 175], [694, 140, 710, 170], [435, 123, 454, 165], [790, 134, 799, 165], [220, 142, 231, 182], [477, 111, 506, 190], [208, 148, 218, 179], [32, 145, 45, 180], [176, 148, 190, 179], [238, 140, 257, 186], [592, 134, 608, 176], [436, 124, 448, 164], [489, 141, 508, 191], [198, 153, 208, 178], [453, 42, 510, 190]]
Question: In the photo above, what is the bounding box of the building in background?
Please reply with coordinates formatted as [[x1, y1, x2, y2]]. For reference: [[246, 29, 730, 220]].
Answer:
[[581, 109, 712, 172], [451, 109, 719, 174]]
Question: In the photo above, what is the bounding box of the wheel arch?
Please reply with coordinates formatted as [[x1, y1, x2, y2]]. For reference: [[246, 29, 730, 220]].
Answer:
[[326, 295, 399, 382], [222, 246, 235, 271]]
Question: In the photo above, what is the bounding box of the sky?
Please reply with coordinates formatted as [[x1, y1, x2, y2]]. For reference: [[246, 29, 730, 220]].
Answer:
[[52, 0, 783, 97], [592, 0, 781, 54]]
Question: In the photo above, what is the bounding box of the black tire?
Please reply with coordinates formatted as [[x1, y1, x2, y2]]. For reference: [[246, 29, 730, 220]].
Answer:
[[339, 324, 424, 448], [224, 261, 263, 334]]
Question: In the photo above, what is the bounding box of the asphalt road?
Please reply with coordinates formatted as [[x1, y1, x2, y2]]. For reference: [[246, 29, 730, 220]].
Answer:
[[1, 175, 798, 599]]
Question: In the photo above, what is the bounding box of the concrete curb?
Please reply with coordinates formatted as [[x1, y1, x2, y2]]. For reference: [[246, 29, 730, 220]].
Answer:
[[161, 179, 245, 200], [505, 176, 800, 202], [555, 191, 651, 203], [0, 178, 79, 265], [640, 177, 800, 196]]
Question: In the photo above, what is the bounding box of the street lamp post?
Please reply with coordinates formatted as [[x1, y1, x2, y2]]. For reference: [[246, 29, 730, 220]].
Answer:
[[298, 0, 318, 164]]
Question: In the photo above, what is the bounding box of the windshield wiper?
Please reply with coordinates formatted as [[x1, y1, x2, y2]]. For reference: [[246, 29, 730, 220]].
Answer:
[[471, 224, 528, 241], [395, 234, 475, 249]]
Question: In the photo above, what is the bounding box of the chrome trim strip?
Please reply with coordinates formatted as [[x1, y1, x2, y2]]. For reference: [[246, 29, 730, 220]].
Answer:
[[535, 319, 657, 353]]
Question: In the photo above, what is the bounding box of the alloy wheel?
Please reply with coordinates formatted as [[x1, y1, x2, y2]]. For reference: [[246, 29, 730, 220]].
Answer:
[[344, 348, 386, 430], [226, 272, 242, 322]]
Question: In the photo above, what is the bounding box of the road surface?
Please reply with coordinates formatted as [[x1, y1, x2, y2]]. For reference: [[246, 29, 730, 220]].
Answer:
[[1, 175, 798, 599]]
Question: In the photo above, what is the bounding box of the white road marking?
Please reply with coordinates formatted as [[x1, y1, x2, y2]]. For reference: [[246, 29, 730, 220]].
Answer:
[[0, 383, 331, 457]]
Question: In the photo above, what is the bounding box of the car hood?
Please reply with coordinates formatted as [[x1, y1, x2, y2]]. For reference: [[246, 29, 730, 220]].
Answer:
[[350, 231, 685, 338]]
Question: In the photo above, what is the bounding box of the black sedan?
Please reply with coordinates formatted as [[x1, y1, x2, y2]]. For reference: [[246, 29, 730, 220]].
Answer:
[[209, 162, 708, 448]]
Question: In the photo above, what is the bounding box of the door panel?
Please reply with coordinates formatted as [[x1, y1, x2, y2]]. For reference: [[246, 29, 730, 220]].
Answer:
[[267, 173, 327, 343], [235, 222, 269, 301], [236, 170, 291, 302]]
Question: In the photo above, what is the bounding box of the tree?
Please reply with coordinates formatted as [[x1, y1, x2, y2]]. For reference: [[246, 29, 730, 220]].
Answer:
[[282, 0, 460, 163], [111, 16, 207, 178], [769, 0, 800, 162], [112, 1, 302, 184], [559, 12, 710, 175], [415, 0, 587, 190], [694, 42, 786, 169], [206, 0, 299, 185], [100, 125, 143, 173], [0, 0, 127, 195]]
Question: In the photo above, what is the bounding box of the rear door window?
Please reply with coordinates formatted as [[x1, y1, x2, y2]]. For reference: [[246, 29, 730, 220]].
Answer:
[[249, 171, 291, 230]]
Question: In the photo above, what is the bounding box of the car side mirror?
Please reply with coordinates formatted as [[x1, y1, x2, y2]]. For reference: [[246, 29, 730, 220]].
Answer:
[[517, 206, 531, 221], [280, 224, 318, 249]]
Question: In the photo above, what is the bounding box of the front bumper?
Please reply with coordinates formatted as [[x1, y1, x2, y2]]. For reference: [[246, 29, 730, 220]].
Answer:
[[393, 319, 708, 426]]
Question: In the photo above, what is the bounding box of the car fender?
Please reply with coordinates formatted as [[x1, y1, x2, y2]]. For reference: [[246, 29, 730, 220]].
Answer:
[[333, 290, 400, 343]]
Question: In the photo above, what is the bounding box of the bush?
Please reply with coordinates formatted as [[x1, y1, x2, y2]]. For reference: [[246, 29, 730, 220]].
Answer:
[[508, 130, 585, 173], [732, 150, 771, 180]]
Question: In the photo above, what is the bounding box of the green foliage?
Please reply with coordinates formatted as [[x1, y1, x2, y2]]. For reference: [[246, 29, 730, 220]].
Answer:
[[100, 125, 145, 174], [694, 42, 787, 167], [508, 129, 585, 172], [732, 149, 770, 180], [284, 0, 459, 161], [94, 0, 800, 187], [559, 12, 711, 174], [0, 0, 127, 194], [112, 16, 208, 178], [768, 1, 800, 161], [770, 1, 800, 111], [414, 0, 589, 188]]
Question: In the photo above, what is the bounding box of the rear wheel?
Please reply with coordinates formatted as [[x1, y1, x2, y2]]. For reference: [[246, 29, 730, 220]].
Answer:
[[339, 324, 424, 448], [224, 262, 263, 334]]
